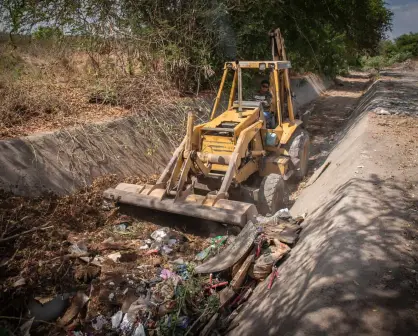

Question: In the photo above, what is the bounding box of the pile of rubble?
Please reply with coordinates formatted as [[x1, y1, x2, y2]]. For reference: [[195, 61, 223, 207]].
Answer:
[[14, 208, 304, 336]]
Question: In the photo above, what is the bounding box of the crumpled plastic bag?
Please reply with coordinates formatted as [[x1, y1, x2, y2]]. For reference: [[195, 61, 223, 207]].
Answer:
[[151, 227, 170, 243]]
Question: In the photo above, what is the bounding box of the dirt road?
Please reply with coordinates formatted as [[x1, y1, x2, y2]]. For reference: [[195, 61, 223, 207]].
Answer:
[[230, 67, 418, 336]]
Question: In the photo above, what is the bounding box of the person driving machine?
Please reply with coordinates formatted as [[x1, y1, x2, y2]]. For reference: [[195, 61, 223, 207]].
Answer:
[[254, 80, 275, 128]]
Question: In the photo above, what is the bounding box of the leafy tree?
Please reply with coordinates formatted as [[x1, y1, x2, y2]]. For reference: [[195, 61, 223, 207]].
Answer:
[[0, 0, 393, 78]]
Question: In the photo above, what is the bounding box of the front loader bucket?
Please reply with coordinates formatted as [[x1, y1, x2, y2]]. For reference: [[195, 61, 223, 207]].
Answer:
[[103, 183, 258, 227]]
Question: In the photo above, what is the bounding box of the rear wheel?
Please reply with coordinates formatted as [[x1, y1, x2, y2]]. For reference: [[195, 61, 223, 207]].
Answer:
[[257, 174, 288, 216], [287, 129, 310, 180]]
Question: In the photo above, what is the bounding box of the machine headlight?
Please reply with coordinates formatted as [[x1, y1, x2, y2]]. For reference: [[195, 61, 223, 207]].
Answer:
[[259, 63, 266, 71]]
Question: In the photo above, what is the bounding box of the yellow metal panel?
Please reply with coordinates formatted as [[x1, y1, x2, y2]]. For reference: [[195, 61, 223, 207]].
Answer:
[[192, 124, 205, 150], [235, 161, 258, 183], [211, 163, 228, 172], [280, 120, 302, 144], [201, 135, 235, 155], [225, 61, 291, 70], [233, 110, 260, 137], [204, 108, 257, 130], [260, 155, 289, 176], [251, 132, 264, 151]]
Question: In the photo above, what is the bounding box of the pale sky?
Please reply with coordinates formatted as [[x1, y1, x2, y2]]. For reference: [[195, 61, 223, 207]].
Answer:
[[387, 0, 418, 38]]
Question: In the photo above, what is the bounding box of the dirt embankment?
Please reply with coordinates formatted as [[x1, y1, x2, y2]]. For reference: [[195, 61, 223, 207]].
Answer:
[[230, 66, 418, 335]]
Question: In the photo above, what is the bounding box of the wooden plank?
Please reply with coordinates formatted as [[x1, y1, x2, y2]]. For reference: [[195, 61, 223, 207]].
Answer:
[[230, 253, 254, 291]]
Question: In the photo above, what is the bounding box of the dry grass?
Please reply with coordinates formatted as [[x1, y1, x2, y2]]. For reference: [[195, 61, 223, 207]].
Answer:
[[0, 40, 210, 140]]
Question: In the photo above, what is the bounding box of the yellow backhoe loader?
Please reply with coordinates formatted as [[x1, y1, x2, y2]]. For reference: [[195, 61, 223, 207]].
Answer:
[[104, 29, 310, 227]]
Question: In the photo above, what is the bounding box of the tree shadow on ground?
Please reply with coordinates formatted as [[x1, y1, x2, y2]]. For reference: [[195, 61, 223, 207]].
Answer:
[[231, 175, 418, 335]]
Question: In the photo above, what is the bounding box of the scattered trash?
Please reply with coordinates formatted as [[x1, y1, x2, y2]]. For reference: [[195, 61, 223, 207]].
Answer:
[[176, 264, 190, 280], [13, 277, 26, 287], [161, 245, 173, 255], [151, 227, 170, 242], [250, 241, 290, 280], [273, 208, 292, 219], [59, 291, 89, 327], [171, 258, 185, 265], [195, 221, 258, 273], [12, 204, 306, 335], [167, 238, 177, 246], [195, 246, 212, 261], [28, 293, 71, 322], [195, 236, 228, 261], [111, 310, 124, 329], [374, 107, 391, 115], [177, 316, 190, 329], [160, 269, 174, 280], [132, 323, 146, 336], [102, 200, 113, 211], [79, 255, 104, 267], [115, 223, 128, 232], [107, 252, 122, 262], [69, 241, 88, 255], [91, 315, 108, 331], [126, 297, 149, 323]]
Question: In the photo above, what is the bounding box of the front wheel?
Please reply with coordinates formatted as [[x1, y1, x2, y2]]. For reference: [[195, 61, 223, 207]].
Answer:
[[257, 174, 288, 216]]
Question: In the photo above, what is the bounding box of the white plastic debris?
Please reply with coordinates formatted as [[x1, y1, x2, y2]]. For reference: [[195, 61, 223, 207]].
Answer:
[[111, 310, 124, 329], [151, 227, 170, 242], [273, 208, 292, 219], [68, 241, 88, 255], [132, 323, 146, 336], [102, 200, 113, 211], [139, 244, 149, 250], [91, 315, 107, 331], [120, 313, 134, 332], [167, 239, 177, 246], [107, 252, 121, 262], [375, 107, 390, 115], [79, 255, 103, 267], [161, 245, 173, 254]]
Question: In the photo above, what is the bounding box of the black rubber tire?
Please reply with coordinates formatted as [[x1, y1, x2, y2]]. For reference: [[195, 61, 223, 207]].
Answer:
[[257, 174, 287, 216], [287, 129, 310, 180]]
